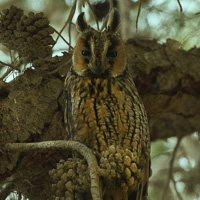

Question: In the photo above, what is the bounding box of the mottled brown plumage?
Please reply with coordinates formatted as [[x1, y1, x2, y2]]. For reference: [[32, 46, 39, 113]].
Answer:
[[64, 9, 150, 200]]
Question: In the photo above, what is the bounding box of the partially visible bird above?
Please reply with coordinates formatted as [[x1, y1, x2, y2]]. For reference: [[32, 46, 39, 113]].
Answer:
[[64, 8, 151, 200]]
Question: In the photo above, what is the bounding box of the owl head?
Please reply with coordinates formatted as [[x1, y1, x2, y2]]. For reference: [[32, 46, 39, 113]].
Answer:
[[73, 9, 126, 78]]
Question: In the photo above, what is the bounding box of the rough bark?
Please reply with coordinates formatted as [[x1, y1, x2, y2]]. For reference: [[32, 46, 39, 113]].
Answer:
[[0, 38, 200, 198], [126, 39, 200, 141], [3, 141, 101, 200]]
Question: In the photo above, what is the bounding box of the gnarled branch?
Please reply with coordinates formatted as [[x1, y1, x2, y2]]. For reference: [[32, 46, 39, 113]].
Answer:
[[2, 141, 102, 200]]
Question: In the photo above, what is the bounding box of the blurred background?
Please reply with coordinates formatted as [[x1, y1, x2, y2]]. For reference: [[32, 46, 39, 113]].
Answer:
[[0, 0, 200, 200]]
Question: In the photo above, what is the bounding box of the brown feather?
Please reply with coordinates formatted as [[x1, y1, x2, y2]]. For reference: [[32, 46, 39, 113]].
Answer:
[[64, 9, 151, 200]]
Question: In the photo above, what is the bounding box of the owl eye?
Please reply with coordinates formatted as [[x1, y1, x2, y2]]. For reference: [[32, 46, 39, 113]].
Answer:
[[107, 50, 117, 58], [82, 50, 91, 56]]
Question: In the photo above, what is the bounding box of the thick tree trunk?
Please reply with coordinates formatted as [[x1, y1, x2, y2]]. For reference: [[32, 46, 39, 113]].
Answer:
[[0, 38, 199, 198], [126, 39, 200, 140]]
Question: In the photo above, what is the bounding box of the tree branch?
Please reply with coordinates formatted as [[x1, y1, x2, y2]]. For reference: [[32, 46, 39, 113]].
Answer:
[[3, 141, 102, 200], [126, 39, 200, 141], [0, 182, 15, 200], [161, 137, 183, 200], [85, 0, 99, 31], [136, 0, 142, 32], [177, 0, 183, 12], [52, 27, 74, 50], [0, 39, 200, 195], [100, 0, 113, 31], [53, 0, 77, 49]]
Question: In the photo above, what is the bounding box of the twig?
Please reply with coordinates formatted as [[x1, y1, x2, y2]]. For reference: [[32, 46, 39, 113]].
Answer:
[[85, 0, 99, 31], [68, 22, 72, 52], [177, 0, 183, 12], [0, 183, 15, 200], [10, 50, 13, 64], [18, 192, 22, 200], [53, 27, 73, 50], [100, 0, 114, 31], [161, 137, 183, 200], [100, 15, 109, 32], [0, 57, 26, 81], [3, 141, 102, 200], [48, 57, 72, 75], [0, 60, 13, 68], [109, 0, 114, 10], [171, 178, 183, 200], [136, 0, 142, 32], [0, 66, 12, 80], [53, 0, 77, 48]]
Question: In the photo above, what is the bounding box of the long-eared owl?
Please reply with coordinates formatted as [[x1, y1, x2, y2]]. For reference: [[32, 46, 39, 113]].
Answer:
[[64, 9, 150, 200]]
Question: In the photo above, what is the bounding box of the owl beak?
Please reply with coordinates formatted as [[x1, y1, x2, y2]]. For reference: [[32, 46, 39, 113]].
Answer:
[[91, 60, 105, 76]]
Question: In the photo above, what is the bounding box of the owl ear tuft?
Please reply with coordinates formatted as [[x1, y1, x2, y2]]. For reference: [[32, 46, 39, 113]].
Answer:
[[76, 12, 89, 32], [107, 8, 121, 32]]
